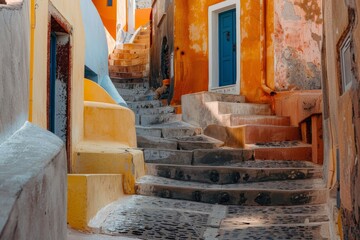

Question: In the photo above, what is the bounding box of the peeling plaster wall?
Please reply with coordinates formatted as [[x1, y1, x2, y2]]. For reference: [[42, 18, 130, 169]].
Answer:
[[0, 2, 29, 145], [322, 0, 360, 239], [156, 0, 274, 104], [274, 0, 322, 91]]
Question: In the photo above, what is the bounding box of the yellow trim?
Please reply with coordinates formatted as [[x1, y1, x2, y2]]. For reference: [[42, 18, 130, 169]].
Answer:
[[29, 0, 35, 122]]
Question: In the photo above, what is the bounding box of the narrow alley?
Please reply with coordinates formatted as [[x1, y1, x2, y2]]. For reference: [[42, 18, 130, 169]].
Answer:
[[0, 0, 359, 240]]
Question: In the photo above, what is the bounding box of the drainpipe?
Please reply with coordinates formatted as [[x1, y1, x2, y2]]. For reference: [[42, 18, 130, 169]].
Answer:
[[29, 0, 35, 121], [260, 0, 276, 96]]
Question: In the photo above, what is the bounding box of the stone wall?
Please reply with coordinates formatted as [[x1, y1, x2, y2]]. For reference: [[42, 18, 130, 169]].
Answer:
[[322, 0, 360, 239], [274, 0, 322, 91], [0, 1, 29, 145]]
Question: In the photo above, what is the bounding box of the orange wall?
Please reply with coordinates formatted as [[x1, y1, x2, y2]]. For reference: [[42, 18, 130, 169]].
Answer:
[[172, 0, 274, 105], [135, 8, 151, 29], [92, 0, 117, 39]]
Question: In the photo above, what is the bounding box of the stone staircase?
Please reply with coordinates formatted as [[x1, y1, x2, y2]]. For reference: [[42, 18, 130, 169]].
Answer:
[[103, 30, 331, 239]]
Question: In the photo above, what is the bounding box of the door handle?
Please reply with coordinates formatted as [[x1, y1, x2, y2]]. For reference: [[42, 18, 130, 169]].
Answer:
[[226, 31, 230, 41]]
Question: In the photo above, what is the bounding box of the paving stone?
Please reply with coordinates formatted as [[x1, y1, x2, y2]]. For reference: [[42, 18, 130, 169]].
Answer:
[[136, 176, 327, 206], [137, 136, 178, 150], [218, 225, 330, 240], [95, 196, 217, 240], [193, 148, 254, 166], [143, 149, 193, 165], [146, 163, 323, 184]]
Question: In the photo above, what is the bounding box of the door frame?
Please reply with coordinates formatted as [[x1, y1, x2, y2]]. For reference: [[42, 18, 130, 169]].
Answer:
[[208, 0, 240, 95], [47, 4, 73, 172]]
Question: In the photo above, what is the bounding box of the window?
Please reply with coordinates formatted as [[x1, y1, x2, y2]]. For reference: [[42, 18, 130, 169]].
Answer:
[[107, 0, 113, 6], [340, 34, 354, 93]]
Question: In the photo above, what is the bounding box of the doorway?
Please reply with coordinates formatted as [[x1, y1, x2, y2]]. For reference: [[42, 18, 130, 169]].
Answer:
[[219, 9, 236, 87], [48, 13, 72, 171], [209, 0, 240, 94]]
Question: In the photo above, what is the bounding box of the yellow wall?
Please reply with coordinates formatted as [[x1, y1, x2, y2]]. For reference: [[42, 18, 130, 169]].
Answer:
[[31, 0, 85, 171], [84, 78, 116, 104], [172, 0, 273, 105], [135, 8, 151, 29]]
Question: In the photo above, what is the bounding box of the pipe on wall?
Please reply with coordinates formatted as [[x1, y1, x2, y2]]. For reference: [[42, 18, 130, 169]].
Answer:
[[29, 0, 35, 121], [260, 0, 276, 96]]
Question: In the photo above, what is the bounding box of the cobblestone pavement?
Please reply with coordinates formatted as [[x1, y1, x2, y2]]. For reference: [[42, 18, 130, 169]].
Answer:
[[89, 195, 331, 240]]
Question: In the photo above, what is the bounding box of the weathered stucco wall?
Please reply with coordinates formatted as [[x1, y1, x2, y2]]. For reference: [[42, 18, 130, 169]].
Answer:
[[322, 0, 360, 239], [274, 0, 322, 91], [169, 0, 274, 104], [0, 3, 67, 239], [32, 0, 85, 168], [0, 123, 67, 240], [81, 0, 126, 106], [0, 2, 29, 144]]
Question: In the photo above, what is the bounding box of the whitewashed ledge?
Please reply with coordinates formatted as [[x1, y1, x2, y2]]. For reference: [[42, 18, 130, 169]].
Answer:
[[0, 122, 67, 240]]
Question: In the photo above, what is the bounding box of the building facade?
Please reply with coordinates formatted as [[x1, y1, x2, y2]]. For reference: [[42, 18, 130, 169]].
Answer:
[[322, 0, 360, 238]]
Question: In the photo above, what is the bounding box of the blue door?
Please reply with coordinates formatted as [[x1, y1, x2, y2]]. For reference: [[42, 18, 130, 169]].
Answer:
[[49, 32, 57, 133], [219, 9, 236, 87]]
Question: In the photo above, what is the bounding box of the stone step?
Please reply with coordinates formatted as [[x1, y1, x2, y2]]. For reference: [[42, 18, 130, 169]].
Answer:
[[133, 39, 150, 44], [111, 77, 149, 84], [250, 141, 313, 161], [193, 148, 254, 166], [115, 87, 150, 96], [67, 174, 124, 231], [143, 148, 254, 166], [136, 121, 202, 138], [138, 135, 223, 151], [117, 43, 149, 50], [113, 48, 148, 55], [226, 114, 291, 126], [136, 176, 327, 206], [144, 149, 194, 165], [112, 81, 149, 90], [204, 124, 301, 148], [175, 135, 224, 150], [146, 161, 323, 184], [109, 71, 148, 79], [109, 64, 149, 73], [135, 34, 150, 40], [138, 113, 182, 126], [109, 52, 149, 60], [127, 100, 163, 111], [109, 58, 149, 67], [122, 93, 155, 102], [137, 136, 178, 150], [136, 106, 175, 115], [205, 101, 272, 115]]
